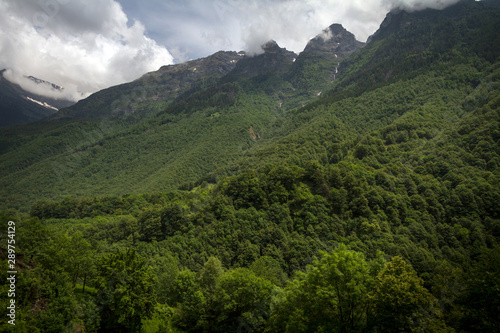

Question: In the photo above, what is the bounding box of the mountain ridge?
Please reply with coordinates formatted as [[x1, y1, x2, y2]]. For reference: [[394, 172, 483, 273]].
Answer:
[[53, 51, 246, 121], [0, 0, 498, 210]]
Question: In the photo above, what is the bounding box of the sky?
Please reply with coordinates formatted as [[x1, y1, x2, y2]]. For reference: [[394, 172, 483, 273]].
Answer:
[[0, 0, 462, 102]]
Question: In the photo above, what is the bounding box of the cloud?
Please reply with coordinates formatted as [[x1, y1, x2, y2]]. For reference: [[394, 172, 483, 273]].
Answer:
[[119, 0, 245, 62], [0, 0, 464, 101], [236, 0, 463, 55], [193, 0, 387, 56], [3, 68, 84, 102], [122, 0, 464, 60], [0, 0, 173, 101], [382, 0, 462, 12], [123, 0, 382, 58]]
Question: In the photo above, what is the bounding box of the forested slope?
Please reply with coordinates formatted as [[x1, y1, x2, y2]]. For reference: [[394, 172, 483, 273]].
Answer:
[[1, 0, 500, 332], [0, 24, 360, 210]]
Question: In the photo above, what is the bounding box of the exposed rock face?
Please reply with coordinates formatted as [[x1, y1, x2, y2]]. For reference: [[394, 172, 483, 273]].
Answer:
[[303, 24, 365, 58], [221, 40, 298, 83]]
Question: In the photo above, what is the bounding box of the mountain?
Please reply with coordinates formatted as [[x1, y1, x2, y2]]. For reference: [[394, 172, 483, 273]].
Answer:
[[0, 30, 360, 209], [303, 23, 365, 57], [2, 1, 500, 332], [54, 51, 246, 121], [24, 75, 75, 109], [26, 75, 64, 91], [286, 23, 365, 101], [221, 41, 297, 82], [1, 1, 498, 211], [0, 70, 74, 128]]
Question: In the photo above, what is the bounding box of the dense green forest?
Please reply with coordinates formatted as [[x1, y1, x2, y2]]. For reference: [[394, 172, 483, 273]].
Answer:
[[1, 0, 500, 332]]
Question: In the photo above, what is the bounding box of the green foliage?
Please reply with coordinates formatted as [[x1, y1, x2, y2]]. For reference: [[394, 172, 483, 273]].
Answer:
[[199, 256, 224, 296], [209, 268, 274, 332], [461, 245, 500, 332], [250, 256, 288, 287], [169, 269, 206, 331], [142, 304, 177, 333], [268, 244, 375, 332], [152, 254, 180, 305], [1, 2, 500, 331], [95, 249, 157, 332], [370, 256, 450, 332]]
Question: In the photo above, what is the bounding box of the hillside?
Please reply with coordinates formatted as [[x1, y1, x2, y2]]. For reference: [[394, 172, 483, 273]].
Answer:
[[0, 0, 500, 332], [0, 23, 361, 210]]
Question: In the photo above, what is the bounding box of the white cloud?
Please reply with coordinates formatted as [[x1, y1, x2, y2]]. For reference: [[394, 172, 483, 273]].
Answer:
[[382, 0, 462, 12], [0, 0, 463, 101], [0, 0, 173, 101], [200, 0, 387, 56], [3, 68, 83, 102], [235, 0, 461, 55], [131, 0, 464, 59]]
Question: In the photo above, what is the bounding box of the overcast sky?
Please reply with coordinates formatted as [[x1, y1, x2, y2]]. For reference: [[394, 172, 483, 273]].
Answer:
[[0, 0, 461, 102]]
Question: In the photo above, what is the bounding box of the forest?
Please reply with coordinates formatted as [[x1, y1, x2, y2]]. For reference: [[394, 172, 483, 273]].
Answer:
[[1, 0, 500, 332]]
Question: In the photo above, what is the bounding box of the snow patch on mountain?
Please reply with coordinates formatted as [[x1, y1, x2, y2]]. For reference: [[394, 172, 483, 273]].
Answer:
[[25, 96, 59, 111]]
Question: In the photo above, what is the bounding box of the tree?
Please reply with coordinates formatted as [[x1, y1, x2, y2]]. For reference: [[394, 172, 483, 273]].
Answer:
[[169, 270, 206, 332], [152, 254, 179, 304], [161, 203, 189, 236], [461, 245, 500, 332], [199, 256, 224, 297], [370, 256, 452, 332], [428, 260, 465, 330], [138, 207, 162, 241], [250, 256, 288, 287], [95, 249, 157, 333], [267, 244, 374, 332], [64, 231, 94, 290], [210, 268, 274, 332]]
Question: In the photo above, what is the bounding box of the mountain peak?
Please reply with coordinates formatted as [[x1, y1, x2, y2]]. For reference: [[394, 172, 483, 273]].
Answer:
[[261, 40, 281, 52], [303, 23, 365, 58], [327, 23, 349, 34], [221, 41, 297, 82], [256, 40, 297, 59]]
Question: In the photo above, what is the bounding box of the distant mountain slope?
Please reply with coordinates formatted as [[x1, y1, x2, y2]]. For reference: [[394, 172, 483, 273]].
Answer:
[[0, 70, 74, 128], [232, 0, 500, 168], [54, 51, 246, 121], [1, 0, 499, 210], [0, 24, 361, 209]]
